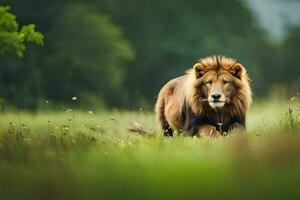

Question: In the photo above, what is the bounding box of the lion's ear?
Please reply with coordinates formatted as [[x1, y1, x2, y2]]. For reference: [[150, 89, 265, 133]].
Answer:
[[230, 63, 245, 79], [193, 63, 206, 78]]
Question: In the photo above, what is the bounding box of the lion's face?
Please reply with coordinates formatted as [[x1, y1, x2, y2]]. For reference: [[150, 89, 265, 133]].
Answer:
[[201, 70, 237, 108], [193, 57, 246, 110]]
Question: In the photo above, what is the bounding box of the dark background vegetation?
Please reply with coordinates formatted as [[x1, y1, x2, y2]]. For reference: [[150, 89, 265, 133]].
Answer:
[[1, 0, 299, 110]]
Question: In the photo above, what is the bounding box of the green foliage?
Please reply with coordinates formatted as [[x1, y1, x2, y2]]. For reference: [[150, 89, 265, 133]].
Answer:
[[0, 6, 43, 57], [0, 2, 134, 109]]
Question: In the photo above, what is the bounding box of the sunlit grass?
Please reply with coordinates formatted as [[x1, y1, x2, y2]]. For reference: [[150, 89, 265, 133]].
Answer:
[[247, 98, 299, 132], [0, 99, 299, 200]]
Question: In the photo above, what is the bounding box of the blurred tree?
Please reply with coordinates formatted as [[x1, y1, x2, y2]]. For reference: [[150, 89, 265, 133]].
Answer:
[[280, 26, 300, 87], [0, 5, 43, 109], [43, 3, 135, 108], [94, 0, 274, 107], [0, 0, 289, 109], [0, 6, 43, 57]]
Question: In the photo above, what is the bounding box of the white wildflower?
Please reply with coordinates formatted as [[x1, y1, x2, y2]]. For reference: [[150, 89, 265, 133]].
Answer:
[[290, 97, 296, 101], [134, 122, 142, 128]]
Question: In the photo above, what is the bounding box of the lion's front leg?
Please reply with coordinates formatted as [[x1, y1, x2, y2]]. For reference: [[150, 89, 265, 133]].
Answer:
[[228, 122, 245, 133], [197, 124, 221, 138]]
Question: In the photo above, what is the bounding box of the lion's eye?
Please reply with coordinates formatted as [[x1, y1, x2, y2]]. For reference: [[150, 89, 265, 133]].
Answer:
[[224, 80, 231, 85], [206, 81, 212, 85]]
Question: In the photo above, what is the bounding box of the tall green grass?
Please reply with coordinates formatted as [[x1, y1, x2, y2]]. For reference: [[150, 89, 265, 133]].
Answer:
[[0, 99, 299, 200]]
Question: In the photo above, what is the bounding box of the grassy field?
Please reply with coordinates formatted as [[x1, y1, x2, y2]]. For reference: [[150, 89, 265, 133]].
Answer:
[[0, 99, 299, 200]]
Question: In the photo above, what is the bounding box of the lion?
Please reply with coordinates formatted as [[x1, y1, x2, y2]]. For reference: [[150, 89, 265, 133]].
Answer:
[[155, 56, 252, 138]]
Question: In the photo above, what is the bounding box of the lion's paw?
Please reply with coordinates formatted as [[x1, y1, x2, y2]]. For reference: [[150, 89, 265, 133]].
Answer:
[[228, 122, 245, 133], [198, 125, 221, 138]]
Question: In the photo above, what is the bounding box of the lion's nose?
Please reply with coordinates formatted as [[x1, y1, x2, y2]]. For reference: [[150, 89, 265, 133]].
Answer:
[[211, 92, 221, 100]]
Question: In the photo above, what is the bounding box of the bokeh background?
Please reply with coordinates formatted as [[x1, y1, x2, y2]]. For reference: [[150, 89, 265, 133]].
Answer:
[[1, 2, 300, 200], [1, 0, 300, 110]]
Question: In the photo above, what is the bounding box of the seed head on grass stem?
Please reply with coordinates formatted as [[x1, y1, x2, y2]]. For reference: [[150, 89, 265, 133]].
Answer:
[[45, 99, 51, 134], [70, 96, 78, 131]]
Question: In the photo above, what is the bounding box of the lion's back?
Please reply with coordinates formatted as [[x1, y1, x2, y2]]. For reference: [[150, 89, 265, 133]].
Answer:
[[155, 75, 190, 132]]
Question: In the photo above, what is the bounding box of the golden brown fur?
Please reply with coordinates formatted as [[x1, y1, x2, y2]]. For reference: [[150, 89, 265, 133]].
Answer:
[[155, 56, 252, 137]]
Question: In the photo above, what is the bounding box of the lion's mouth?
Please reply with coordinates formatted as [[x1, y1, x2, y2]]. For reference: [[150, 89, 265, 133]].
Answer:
[[209, 101, 226, 108], [210, 100, 225, 103], [204, 98, 230, 109], [201, 98, 230, 107], [201, 99, 229, 103]]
